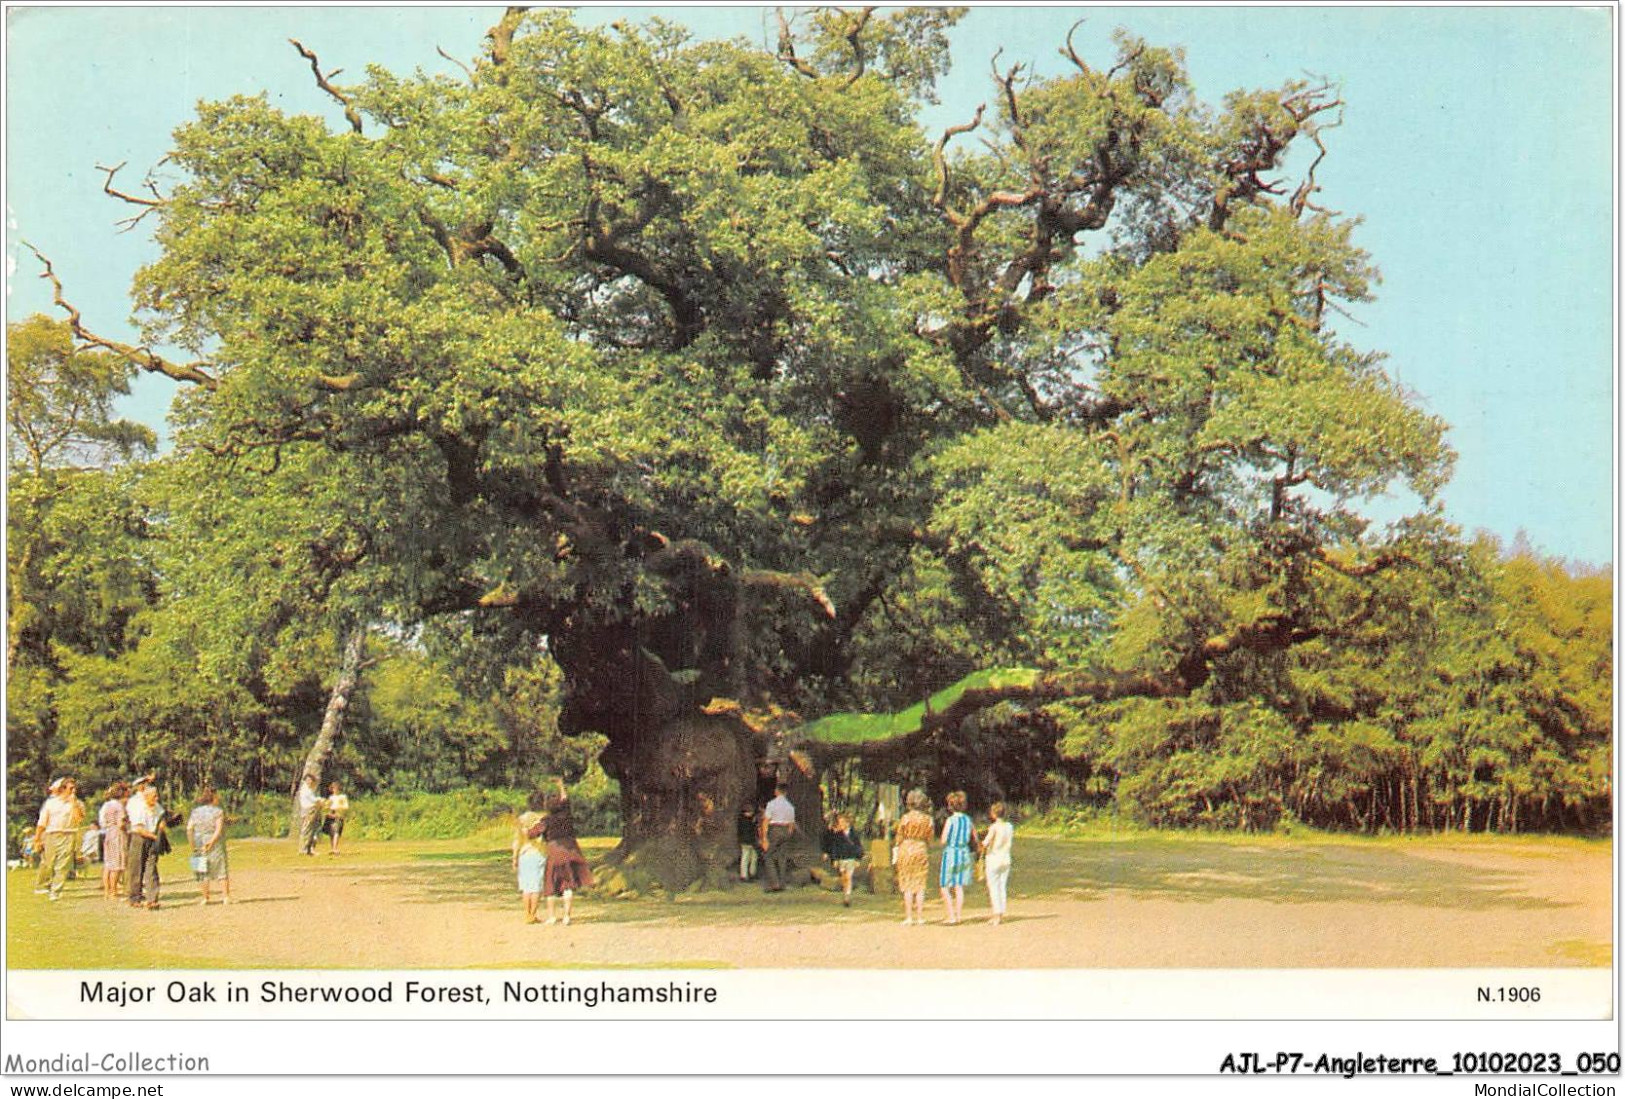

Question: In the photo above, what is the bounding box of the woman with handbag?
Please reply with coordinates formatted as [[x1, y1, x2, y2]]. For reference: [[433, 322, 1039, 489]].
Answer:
[[186, 789, 231, 905]]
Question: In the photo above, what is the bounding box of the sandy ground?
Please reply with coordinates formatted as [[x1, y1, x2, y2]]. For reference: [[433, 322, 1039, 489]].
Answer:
[[16, 833, 1610, 970]]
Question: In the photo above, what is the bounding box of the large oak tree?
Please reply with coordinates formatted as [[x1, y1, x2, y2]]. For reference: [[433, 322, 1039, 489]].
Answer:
[[41, 9, 1455, 886]]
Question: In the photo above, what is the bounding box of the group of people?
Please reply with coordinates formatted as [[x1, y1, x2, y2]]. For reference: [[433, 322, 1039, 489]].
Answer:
[[511, 778, 594, 925], [32, 772, 1016, 928], [294, 774, 350, 856], [891, 790, 1014, 926], [738, 784, 1016, 925], [29, 775, 232, 908], [735, 781, 801, 893]]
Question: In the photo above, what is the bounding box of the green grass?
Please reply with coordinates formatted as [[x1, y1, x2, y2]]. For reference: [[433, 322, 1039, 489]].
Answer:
[[1008, 833, 1592, 910], [221, 780, 622, 841], [6, 876, 240, 969], [7, 828, 1609, 968], [1019, 805, 1615, 850]]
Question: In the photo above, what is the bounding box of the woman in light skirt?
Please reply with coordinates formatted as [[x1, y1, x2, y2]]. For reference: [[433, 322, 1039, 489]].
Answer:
[[982, 801, 1014, 925]]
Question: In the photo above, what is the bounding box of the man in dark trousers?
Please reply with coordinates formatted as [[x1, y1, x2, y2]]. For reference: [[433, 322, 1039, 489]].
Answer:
[[759, 782, 797, 892]]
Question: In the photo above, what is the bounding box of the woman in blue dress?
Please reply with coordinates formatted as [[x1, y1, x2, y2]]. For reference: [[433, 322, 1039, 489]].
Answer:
[[937, 790, 978, 925]]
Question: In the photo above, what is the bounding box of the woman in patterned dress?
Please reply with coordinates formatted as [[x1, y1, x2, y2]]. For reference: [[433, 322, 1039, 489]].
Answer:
[[937, 790, 977, 925], [893, 789, 934, 926], [98, 782, 130, 900]]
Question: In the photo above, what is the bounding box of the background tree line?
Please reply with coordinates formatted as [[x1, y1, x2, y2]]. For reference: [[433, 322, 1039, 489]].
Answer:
[[6, 324, 605, 848], [853, 533, 1611, 835]]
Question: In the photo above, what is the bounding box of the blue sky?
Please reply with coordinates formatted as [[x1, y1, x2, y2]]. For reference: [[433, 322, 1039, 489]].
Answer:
[[6, 6, 1614, 565]]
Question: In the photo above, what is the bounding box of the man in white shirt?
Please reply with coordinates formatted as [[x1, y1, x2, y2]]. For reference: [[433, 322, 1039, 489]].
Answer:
[[759, 783, 797, 892], [33, 778, 83, 900], [125, 778, 163, 908], [296, 774, 323, 855]]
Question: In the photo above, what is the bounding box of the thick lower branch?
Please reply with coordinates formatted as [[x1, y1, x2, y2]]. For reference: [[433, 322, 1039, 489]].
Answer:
[[808, 605, 1344, 765]]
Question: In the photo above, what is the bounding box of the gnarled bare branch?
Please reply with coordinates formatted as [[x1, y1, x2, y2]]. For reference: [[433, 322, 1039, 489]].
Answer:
[[288, 39, 363, 134], [1060, 19, 1090, 75], [774, 9, 820, 78], [27, 242, 362, 393], [839, 7, 876, 87], [96, 162, 166, 232], [96, 162, 163, 208], [931, 104, 986, 217], [991, 50, 1028, 142], [1289, 92, 1344, 220], [436, 45, 474, 80], [25, 242, 217, 389], [1211, 79, 1343, 233]]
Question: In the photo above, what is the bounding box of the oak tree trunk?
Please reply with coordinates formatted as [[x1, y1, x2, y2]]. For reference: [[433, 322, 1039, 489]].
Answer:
[[595, 712, 759, 893], [546, 539, 830, 893]]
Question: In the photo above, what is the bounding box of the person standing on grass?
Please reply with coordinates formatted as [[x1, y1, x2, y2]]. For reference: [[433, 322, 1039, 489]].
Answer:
[[737, 805, 761, 882], [893, 789, 934, 926], [821, 812, 864, 907], [981, 802, 1014, 926], [323, 782, 350, 855], [78, 818, 103, 873], [296, 774, 323, 855], [532, 778, 592, 926], [512, 791, 548, 925], [98, 782, 130, 900], [937, 790, 977, 926], [126, 778, 163, 909], [33, 777, 83, 901], [187, 789, 232, 905], [760, 782, 797, 892]]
